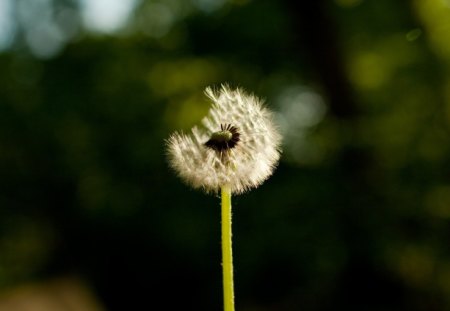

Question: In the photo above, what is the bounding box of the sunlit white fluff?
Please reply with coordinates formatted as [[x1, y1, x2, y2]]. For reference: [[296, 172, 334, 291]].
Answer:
[[166, 85, 282, 194]]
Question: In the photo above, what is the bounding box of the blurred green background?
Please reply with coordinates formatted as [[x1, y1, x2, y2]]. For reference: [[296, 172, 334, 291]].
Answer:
[[1, 0, 450, 310]]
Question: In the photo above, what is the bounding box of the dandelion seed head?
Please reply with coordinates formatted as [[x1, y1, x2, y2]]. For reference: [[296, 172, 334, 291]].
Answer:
[[166, 85, 282, 194]]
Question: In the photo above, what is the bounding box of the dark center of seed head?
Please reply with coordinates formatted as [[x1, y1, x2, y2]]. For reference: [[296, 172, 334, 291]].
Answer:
[[205, 124, 240, 152], [211, 130, 233, 142]]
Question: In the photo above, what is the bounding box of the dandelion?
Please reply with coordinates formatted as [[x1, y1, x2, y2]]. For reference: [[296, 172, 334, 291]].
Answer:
[[166, 85, 281, 311], [167, 85, 281, 194]]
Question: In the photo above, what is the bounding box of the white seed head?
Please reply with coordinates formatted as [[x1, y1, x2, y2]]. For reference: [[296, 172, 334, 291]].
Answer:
[[166, 85, 282, 194]]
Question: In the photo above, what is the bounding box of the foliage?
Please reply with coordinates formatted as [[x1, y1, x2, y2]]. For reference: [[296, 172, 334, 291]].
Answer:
[[1, 0, 450, 310]]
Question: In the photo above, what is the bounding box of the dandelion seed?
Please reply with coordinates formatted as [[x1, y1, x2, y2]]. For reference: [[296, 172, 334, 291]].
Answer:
[[166, 85, 282, 194]]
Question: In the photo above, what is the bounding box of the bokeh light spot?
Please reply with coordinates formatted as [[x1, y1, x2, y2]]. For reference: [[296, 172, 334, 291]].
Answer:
[[406, 28, 422, 42], [138, 3, 174, 38], [414, 0, 450, 60], [276, 86, 327, 165], [79, 0, 140, 33], [0, 0, 15, 51], [349, 52, 389, 89]]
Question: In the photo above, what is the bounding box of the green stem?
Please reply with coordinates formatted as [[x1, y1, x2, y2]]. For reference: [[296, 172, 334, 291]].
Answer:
[[221, 184, 235, 311]]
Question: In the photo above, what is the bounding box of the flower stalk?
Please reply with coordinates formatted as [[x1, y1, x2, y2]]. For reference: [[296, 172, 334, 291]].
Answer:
[[221, 184, 234, 311]]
